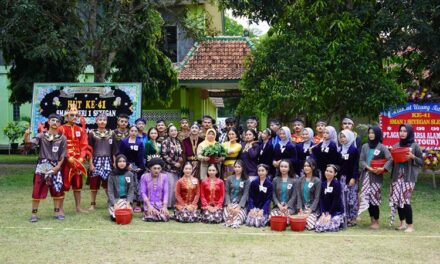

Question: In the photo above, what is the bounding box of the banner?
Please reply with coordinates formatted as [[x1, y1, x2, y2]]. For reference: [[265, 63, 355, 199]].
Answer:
[[380, 103, 440, 148], [31, 83, 142, 135]]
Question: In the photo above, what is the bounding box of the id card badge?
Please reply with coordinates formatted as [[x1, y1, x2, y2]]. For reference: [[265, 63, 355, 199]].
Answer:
[[259, 185, 267, 193], [239, 181, 244, 188], [374, 149, 380, 156], [326, 186, 333, 193], [308, 182, 314, 188], [109, 139, 113, 145], [192, 179, 198, 185], [343, 154, 349, 160], [75, 131, 81, 137], [287, 184, 293, 190], [126, 177, 131, 183], [324, 147, 329, 153], [52, 146, 59, 153], [133, 145, 139, 151]]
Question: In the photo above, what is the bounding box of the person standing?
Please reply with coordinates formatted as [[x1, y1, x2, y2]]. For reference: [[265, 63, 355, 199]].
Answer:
[[240, 129, 260, 182], [358, 126, 392, 229], [337, 129, 360, 226], [313, 120, 327, 144], [389, 124, 423, 233], [222, 128, 242, 179], [88, 113, 113, 210], [182, 123, 203, 179], [273, 127, 298, 176], [177, 117, 190, 142], [111, 114, 130, 159], [161, 124, 184, 208], [291, 118, 305, 143], [59, 104, 89, 213], [295, 127, 315, 176], [25, 114, 66, 222], [311, 126, 339, 180], [155, 120, 168, 144]]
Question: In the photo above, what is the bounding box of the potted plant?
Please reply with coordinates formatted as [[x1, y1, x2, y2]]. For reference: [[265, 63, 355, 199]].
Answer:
[[202, 143, 227, 164], [3, 121, 29, 154]]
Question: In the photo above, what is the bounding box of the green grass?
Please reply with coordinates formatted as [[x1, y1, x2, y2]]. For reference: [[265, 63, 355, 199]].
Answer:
[[0, 154, 38, 164], [1, 165, 440, 263]]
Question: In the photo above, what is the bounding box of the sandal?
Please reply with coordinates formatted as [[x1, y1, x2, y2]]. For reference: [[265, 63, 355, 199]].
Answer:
[[54, 215, 65, 220]]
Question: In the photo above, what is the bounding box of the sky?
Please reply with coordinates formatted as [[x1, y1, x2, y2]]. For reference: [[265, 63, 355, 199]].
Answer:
[[225, 10, 270, 36]]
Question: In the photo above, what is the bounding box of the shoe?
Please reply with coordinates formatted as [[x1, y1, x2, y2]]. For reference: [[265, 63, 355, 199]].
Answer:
[[29, 215, 38, 223], [55, 215, 65, 220]]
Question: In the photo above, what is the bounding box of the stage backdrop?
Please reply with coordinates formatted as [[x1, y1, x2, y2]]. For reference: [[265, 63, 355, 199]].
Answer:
[[31, 83, 142, 135], [380, 103, 440, 148]]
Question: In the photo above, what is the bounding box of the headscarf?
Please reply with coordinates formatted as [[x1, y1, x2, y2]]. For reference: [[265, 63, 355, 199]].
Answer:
[[321, 126, 337, 148], [279, 126, 292, 147], [302, 127, 314, 151], [339, 129, 355, 154], [368, 126, 383, 149], [113, 154, 128, 175], [201, 128, 217, 147], [399, 124, 415, 147]]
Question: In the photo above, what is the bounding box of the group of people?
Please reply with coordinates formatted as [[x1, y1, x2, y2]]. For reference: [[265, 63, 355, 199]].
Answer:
[[25, 104, 423, 233]]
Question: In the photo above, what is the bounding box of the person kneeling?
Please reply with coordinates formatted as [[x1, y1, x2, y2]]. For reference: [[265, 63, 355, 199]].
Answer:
[[140, 158, 170, 222], [246, 164, 273, 228], [200, 164, 224, 223], [315, 164, 344, 232], [107, 155, 134, 221], [175, 163, 201, 223]]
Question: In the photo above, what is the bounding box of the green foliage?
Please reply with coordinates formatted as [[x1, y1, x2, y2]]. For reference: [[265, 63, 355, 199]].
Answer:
[[236, 0, 406, 122], [201, 143, 227, 157], [3, 121, 28, 143], [375, 0, 440, 95], [0, 0, 208, 105]]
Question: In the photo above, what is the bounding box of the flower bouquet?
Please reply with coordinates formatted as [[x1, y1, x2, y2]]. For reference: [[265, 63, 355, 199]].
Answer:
[[422, 147, 440, 172], [202, 143, 227, 164]]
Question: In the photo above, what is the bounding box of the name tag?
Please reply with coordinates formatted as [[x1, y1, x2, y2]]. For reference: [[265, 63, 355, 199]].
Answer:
[[75, 131, 81, 137], [131, 145, 139, 151], [109, 139, 113, 145], [259, 185, 267, 193], [192, 179, 198, 185], [239, 181, 244, 188], [308, 182, 314, 188], [343, 154, 349, 160], [260, 149, 264, 155], [281, 147, 285, 153], [325, 187, 333, 194], [374, 149, 380, 156], [323, 147, 329, 153], [287, 184, 293, 190], [52, 146, 59, 153], [126, 177, 131, 183]]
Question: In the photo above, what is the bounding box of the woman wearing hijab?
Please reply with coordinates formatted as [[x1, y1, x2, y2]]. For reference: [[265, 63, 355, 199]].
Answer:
[[107, 155, 135, 221], [311, 126, 339, 180], [197, 128, 220, 180], [358, 126, 392, 229], [296, 127, 315, 176], [337, 129, 360, 226], [273, 127, 298, 177], [389, 124, 423, 233], [140, 158, 170, 222]]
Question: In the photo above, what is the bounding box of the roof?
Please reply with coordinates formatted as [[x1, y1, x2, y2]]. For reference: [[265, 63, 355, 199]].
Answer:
[[178, 36, 254, 81]]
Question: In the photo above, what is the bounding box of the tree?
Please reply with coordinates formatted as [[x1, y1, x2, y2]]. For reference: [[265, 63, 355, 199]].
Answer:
[[0, 0, 206, 105], [375, 0, 440, 95], [236, 0, 406, 122]]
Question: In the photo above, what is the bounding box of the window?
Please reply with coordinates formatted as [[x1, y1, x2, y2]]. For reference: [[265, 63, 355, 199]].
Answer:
[[164, 26, 177, 63], [13, 103, 20, 121]]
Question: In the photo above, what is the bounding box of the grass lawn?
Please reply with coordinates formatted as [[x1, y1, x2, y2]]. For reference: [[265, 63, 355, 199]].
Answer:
[[1, 165, 439, 263], [0, 154, 38, 164]]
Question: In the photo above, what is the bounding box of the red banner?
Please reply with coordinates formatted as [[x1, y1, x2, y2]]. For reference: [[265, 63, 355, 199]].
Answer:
[[380, 103, 440, 148]]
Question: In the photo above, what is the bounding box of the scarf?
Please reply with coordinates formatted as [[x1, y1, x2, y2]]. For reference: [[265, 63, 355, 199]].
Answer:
[[399, 124, 415, 147], [339, 129, 355, 154], [302, 127, 314, 151], [321, 126, 337, 149], [368, 126, 383, 149], [279, 126, 292, 147]]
